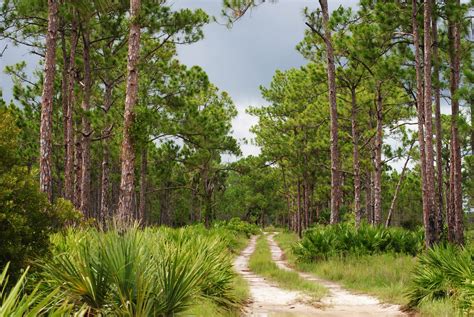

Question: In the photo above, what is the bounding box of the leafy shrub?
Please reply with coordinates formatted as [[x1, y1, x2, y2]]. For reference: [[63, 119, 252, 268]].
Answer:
[[406, 244, 474, 314], [213, 217, 261, 237], [0, 109, 81, 277], [293, 223, 424, 261], [41, 225, 240, 315]]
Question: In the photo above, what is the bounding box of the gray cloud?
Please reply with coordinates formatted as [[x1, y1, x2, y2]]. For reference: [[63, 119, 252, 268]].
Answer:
[[175, 0, 358, 158]]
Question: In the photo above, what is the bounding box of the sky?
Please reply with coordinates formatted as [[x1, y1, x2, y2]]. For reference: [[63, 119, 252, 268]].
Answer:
[[174, 0, 359, 159]]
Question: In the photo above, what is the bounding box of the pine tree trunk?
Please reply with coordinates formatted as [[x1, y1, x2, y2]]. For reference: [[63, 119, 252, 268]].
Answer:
[[297, 179, 302, 238], [60, 26, 68, 199], [100, 141, 110, 223], [423, 0, 438, 246], [80, 30, 92, 218], [373, 83, 383, 225], [74, 125, 82, 209], [432, 5, 445, 237], [447, 156, 456, 241], [138, 145, 148, 224], [413, 0, 430, 246], [319, 0, 341, 224], [447, 0, 464, 245], [39, 0, 59, 201], [386, 143, 413, 228], [351, 88, 362, 227], [64, 14, 78, 202], [118, 0, 141, 222]]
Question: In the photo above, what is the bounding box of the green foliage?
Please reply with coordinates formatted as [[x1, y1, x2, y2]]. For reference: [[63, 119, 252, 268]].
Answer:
[[0, 109, 81, 277], [293, 223, 424, 261], [406, 245, 474, 314], [0, 263, 82, 316], [41, 225, 243, 315], [213, 217, 261, 238]]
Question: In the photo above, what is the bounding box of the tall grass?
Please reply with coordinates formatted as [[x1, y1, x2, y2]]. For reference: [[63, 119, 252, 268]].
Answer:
[[294, 223, 424, 261], [39, 224, 242, 316]]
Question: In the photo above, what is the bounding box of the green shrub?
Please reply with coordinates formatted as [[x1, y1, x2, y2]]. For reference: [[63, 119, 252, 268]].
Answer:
[[213, 217, 261, 238], [0, 109, 81, 277], [406, 244, 474, 314], [41, 225, 240, 315], [293, 223, 424, 261]]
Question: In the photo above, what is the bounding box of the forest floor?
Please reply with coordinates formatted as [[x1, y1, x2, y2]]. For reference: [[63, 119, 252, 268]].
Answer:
[[235, 233, 407, 316]]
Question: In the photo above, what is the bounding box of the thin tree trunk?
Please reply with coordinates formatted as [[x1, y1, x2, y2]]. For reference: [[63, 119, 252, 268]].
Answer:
[[100, 141, 110, 223], [80, 29, 92, 218], [413, 0, 430, 246], [373, 83, 383, 225], [365, 174, 372, 224], [60, 25, 68, 199], [297, 179, 302, 238], [351, 87, 362, 227], [319, 0, 341, 224], [74, 125, 82, 209], [447, 158, 456, 241], [138, 145, 148, 224], [432, 5, 444, 237], [64, 13, 78, 202], [118, 0, 141, 221], [423, 0, 438, 246], [447, 0, 464, 245], [386, 143, 413, 228], [39, 0, 59, 201]]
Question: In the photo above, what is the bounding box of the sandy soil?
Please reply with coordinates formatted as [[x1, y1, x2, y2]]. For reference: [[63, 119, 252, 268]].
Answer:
[[234, 236, 322, 317], [266, 233, 406, 317]]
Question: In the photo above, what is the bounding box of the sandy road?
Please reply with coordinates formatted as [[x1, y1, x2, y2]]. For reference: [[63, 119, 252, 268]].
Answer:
[[234, 234, 407, 316]]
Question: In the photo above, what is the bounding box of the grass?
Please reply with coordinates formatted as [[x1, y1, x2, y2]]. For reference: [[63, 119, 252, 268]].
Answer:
[[248, 234, 327, 302], [182, 275, 249, 317], [274, 231, 461, 317]]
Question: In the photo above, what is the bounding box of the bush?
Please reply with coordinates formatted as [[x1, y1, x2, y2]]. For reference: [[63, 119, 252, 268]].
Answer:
[[293, 223, 424, 261], [41, 225, 241, 315], [0, 110, 81, 277], [213, 217, 261, 238], [406, 244, 474, 314]]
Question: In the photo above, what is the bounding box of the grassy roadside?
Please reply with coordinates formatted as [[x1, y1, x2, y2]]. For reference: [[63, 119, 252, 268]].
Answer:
[[182, 234, 250, 317], [181, 275, 249, 317], [274, 232, 457, 317], [248, 234, 327, 302]]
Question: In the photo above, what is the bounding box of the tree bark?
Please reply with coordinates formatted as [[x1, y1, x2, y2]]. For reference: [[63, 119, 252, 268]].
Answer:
[[100, 140, 110, 223], [373, 83, 383, 225], [80, 29, 92, 218], [74, 125, 82, 209], [64, 13, 78, 202], [423, 0, 438, 246], [351, 88, 362, 227], [60, 25, 68, 199], [138, 145, 148, 224], [413, 0, 430, 246], [447, 157, 456, 241], [319, 0, 341, 224], [118, 0, 141, 222], [432, 5, 445, 237], [297, 179, 302, 238], [39, 0, 59, 201], [386, 143, 413, 228], [447, 0, 464, 245]]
